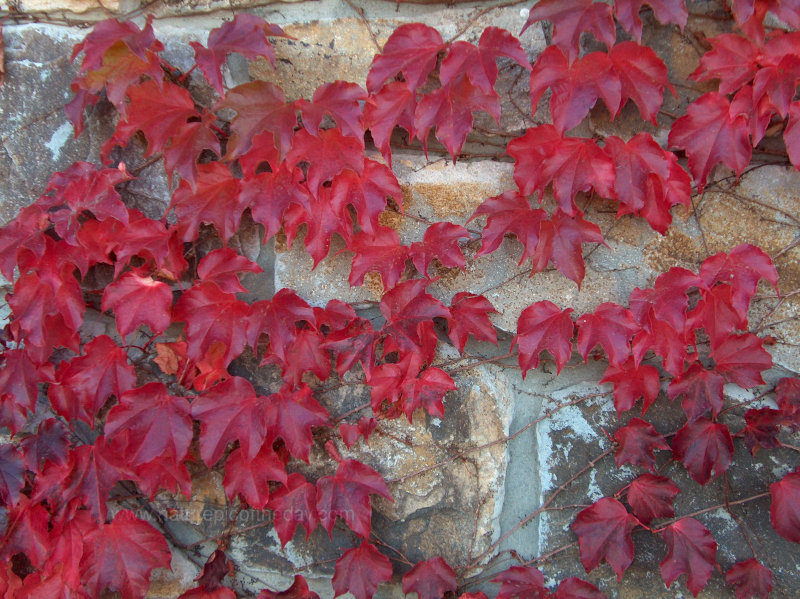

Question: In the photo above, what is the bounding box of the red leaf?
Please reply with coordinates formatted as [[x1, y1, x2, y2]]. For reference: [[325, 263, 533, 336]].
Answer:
[[601, 358, 661, 416], [614, 0, 687, 42], [604, 133, 670, 216], [223, 445, 287, 509], [630, 266, 706, 332], [247, 288, 316, 364], [571, 497, 639, 580], [190, 377, 269, 466], [20, 418, 69, 473], [726, 559, 773, 599], [364, 81, 416, 166], [101, 271, 172, 338], [414, 74, 500, 161], [672, 418, 734, 485], [185, 549, 234, 595], [492, 565, 548, 599], [400, 365, 457, 421], [265, 384, 329, 462], [286, 128, 364, 196], [507, 126, 615, 215], [331, 160, 401, 237], [0, 348, 50, 419], [163, 115, 221, 189], [409, 221, 469, 277], [690, 34, 759, 96], [340, 417, 378, 449], [268, 473, 319, 546], [710, 333, 772, 389], [105, 382, 192, 465], [667, 363, 726, 422], [668, 92, 751, 191], [133, 454, 192, 500], [522, 0, 615, 62], [576, 302, 640, 367], [300, 80, 367, 141], [322, 317, 381, 377], [196, 248, 262, 294], [626, 473, 680, 525], [743, 407, 787, 454], [0, 444, 25, 507], [775, 376, 800, 416], [316, 459, 391, 538], [770, 469, 800, 543], [191, 14, 288, 94], [686, 284, 748, 346], [786, 100, 800, 169], [332, 542, 392, 599], [553, 577, 607, 599], [515, 301, 574, 376], [244, 165, 313, 242], [529, 47, 621, 133], [366, 23, 444, 93], [259, 575, 320, 599], [614, 418, 670, 471], [535, 209, 605, 287], [401, 556, 457, 599], [447, 292, 498, 352], [81, 510, 171, 599], [659, 518, 717, 596], [348, 227, 410, 290], [48, 335, 136, 425]]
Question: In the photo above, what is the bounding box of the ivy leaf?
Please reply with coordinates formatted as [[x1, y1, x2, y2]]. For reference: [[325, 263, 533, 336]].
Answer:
[[162, 116, 221, 189], [626, 473, 680, 525], [553, 577, 606, 599], [604, 133, 669, 215], [332, 542, 392, 599], [686, 284, 748, 346], [265, 384, 330, 462], [447, 292, 498, 352], [20, 418, 69, 473], [259, 576, 320, 599], [672, 418, 734, 485], [576, 303, 640, 368], [316, 459, 392, 539], [400, 366, 457, 421], [492, 566, 548, 599], [244, 165, 313, 243], [775, 377, 800, 416], [0, 444, 25, 507], [401, 557, 457, 599], [265, 328, 331, 388], [743, 407, 787, 455], [286, 128, 365, 195], [614, 0, 687, 42], [247, 288, 316, 364], [196, 248, 262, 294], [614, 418, 670, 471], [571, 497, 639, 580], [331, 160, 402, 237], [522, 0, 616, 62], [339, 417, 378, 449], [470, 191, 549, 265], [514, 301, 574, 376], [191, 14, 289, 94], [710, 333, 772, 389], [364, 81, 416, 166], [770, 469, 800, 543], [659, 518, 717, 597], [0, 348, 51, 421], [82, 510, 171, 599], [668, 92, 751, 191], [535, 209, 605, 287], [322, 317, 381, 377], [366, 23, 444, 93], [101, 271, 172, 338], [785, 100, 800, 169], [667, 363, 726, 423], [223, 445, 287, 509], [348, 227, 410, 290], [299, 80, 367, 141], [409, 221, 469, 277], [726, 559, 773, 599], [268, 473, 319, 547], [690, 33, 759, 96]]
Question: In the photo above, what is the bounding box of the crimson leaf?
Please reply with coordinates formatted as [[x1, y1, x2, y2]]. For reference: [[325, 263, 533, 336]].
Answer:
[[571, 497, 639, 580], [514, 301, 574, 376], [332, 542, 392, 599], [659, 518, 717, 597], [401, 557, 457, 599], [725, 559, 773, 599], [626, 473, 680, 525], [672, 418, 734, 485]]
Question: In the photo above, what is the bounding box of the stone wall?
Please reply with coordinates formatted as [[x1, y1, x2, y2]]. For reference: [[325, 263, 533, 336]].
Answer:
[[1, 1, 800, 597]]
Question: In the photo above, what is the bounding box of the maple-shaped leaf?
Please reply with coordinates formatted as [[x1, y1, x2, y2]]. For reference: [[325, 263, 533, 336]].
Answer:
[[133, 454, 192, 500], [614, 418, 670, 471], [515, 301, 574, 376], [726, 559, 773, 599], [247, 288, 316, 362], [637, 154, 692, 234], [0, 444, 25, 507], [340, 417, 378, 449], [348, 227, 410, 290], [571, 497, 639, 580], [786, 100, 800, 169], [191, 14, 289, 94], [699, 244, 779, 320], [300, 80, 367, 141], [81, 509, 171, 599], [173, 281, 252, 367], [48, 335, 136, 425], [710, 333, 772, 389], [380, 278, 450, 364], [668, 92, 751, 191], [659, 518, 717, 596], [630, 266, 706, 332], [553, 578, 606, 599], [614, 0, 687, 42], [101, 271, 172, 338], [322, 317, 381, 377], [415, 74, 501, 161], [667, 364, 726, 422], [223, 444, 287, 509], [317, 458, 391, 538], [409, 221, 469, 277], [0, 203, 49, 280], [286, 128, 364, 195], [535, 209, 605, 287], [491, 565, 548, 599], [469, 191, 549, 265], [690, 33, 759, 96], [730, 0, 800, 43], [441, 27, 531, 94], [529, 47, 621, 133], [367, 352, 421, 414], [196, 248, 262, 294], [507, 126, 615, 215], [264, 384, 330, 462], [332, 542, 392, 599], [264, 327, 330, 387], [283, 184, 354, 266], [268, 473, 319, 546], [447, 292, 498, 352], [770, 469, 800, 543], [161, 111, 221, 188], [216, 80, 298, 160], [577, 303, 640, 367], [743, 407, 787, 455], [522, 0, 616, 62], [626, 473, 680, 525], [104, 382, 192, 465], [0, 347, 51, 420], [399, 365, 457, 421], [364, 81, 416, 166], [190, 377, 269, 466], [686, 284, 748, 346], [258, 575, 320, 599], [243, 164, 313, 242], [402, 557, 457, 599], [332, 159, 402, 237], [366, 23, 444, 93], [730, 84, 774, 147], [20, 418, 69, 473], [604, 133, 670, 215], [170, 161, 248, 243], [1, 496, 53, 568], [754, 52, 800, 118], [178, 550, 235, 598], [775, 376, 800, 416], [672, 418, 734, 485]]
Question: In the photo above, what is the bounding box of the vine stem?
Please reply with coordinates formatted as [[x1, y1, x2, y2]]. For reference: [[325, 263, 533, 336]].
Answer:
[[650, 492, 771, 533]]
